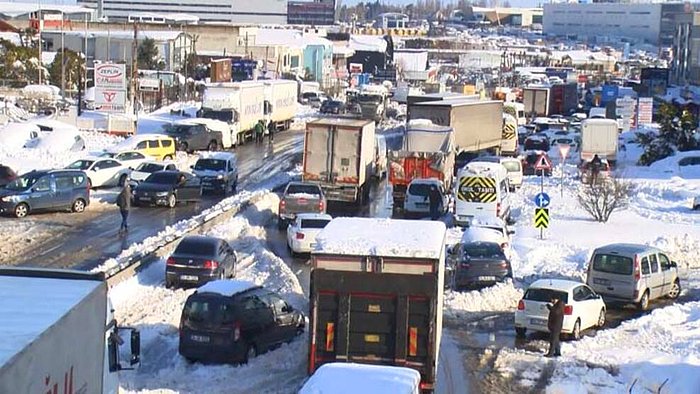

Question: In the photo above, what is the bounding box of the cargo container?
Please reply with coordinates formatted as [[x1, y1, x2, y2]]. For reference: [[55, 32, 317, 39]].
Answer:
[[263, 79, 297, 131], [199, 81, 265, 145], [580, 118, 619, 165], [522, 83, 578, 118]]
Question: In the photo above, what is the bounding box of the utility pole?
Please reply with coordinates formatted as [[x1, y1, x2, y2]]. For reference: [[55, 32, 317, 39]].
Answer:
[[131, 22, 138, 115], [37, 3, 42, 84], [61, 11, 65, 99]]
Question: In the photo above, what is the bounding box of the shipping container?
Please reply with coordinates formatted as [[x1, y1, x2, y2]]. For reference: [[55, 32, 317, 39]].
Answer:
[[200, 81, 266, 145], [263, 79, 297, 131]]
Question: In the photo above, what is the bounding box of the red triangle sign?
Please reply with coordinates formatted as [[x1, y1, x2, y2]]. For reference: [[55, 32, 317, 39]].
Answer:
[[534, 154, 552, 170]]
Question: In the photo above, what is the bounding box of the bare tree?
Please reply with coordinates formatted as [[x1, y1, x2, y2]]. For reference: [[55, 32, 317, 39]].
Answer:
[[576, 175, 633, 223]]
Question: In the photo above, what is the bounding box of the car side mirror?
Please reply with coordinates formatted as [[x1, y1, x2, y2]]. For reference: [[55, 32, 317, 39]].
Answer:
[[671, 261, 678, 268], [282, 304, 292, 313]]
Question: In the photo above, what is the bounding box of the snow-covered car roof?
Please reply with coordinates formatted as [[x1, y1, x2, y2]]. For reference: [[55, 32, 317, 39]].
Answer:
[[315, 218, 446, 259], [529, 279, 586, 292], [470, 215, 507, 229], [196, 280, 260, 297], [461, 227, 505, 244], [299, 363, 420, 394], [197, 151, 237, 161], [28, 118, 79, 133]]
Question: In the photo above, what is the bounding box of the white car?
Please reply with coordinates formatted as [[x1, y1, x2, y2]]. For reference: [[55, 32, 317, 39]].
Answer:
[[461, 216, 514, 258], [99, 150, 151, 169], [403, 178, 449, 218], [32, 129, 85, 152], [129, 161, 178, 184], [0, 123, 40, 150], [65, 157, 131, 188], [286, 213, 333, 255], [514, 279, 607, 340]]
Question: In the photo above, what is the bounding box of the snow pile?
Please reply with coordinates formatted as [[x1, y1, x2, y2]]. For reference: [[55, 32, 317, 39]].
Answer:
[[196, 279, 258, 297], [299, 363, 420, 394], [291, 105, 318, 130], [444, 281, 522, 319]]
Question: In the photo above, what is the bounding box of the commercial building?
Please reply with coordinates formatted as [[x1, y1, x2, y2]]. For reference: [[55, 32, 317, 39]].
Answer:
[[671, 12, 700, 85], [77, 0, 287, 24], [543, 2, 689, 45], [287, 0, 335, 26]]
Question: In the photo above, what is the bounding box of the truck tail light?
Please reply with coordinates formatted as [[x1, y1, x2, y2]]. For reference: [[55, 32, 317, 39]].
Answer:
[[564, 305, 573, 315], [517, 300, 525, 310], [633, 255, 641, 281], [419, 383, 433, 390], [203, 260, 219, 269], [278, 200, 286, 213], [408, 327, 418, 357], [233, 321, 241, 341], [296, 232, 305, 240], [325, 323, 334, 351], [166, 257, 176, 266], [499, 262, 509, 269]]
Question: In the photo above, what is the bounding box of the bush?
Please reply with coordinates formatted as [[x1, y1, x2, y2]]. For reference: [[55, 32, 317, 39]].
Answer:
[[576, 176, 633, 223]]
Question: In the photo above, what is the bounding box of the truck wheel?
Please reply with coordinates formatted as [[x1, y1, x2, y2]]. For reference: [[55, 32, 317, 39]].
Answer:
[[515, 327, 526, 338]]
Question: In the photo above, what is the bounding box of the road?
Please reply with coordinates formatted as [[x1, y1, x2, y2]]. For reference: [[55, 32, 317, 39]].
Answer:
[[4, 129, 303, 270]]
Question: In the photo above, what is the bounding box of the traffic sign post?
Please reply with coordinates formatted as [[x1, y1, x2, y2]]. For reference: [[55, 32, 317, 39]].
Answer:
[[534, 153, 552, 197], [558, 144, 570, 197], [534, 192, 551, 208], [535, 208, 549, 239]]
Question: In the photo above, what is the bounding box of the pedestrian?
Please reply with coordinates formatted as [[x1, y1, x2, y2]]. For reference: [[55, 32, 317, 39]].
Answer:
[[545, 295, 565, 357], [116, 182, 131, 234], [255, 120, 265, 144], [428, 185, 441, 221], [267, 120, 276, 143], [590, 154, 602, 184]]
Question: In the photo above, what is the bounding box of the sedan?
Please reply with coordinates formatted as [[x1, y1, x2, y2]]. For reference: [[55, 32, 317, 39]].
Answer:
[[165, 235, 237, 288], [0, 165, 17, 188], [132, 170, 202, 208], [99, 150, 151, 169], [65, 157, 130, 188], [320, 100, 346, 115], [129, 161, 178, 185], [450, 241, 512, 290], [286, 213, 332, 255], [514, 279, 607, 340]]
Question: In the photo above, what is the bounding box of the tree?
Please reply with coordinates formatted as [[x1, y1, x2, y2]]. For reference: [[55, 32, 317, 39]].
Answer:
[[637, 102, 699, 165], [576, 176, 633, 223], [48, 49, 82, 91], [0, 39, 42, 86], [137, 38, 163, 70]]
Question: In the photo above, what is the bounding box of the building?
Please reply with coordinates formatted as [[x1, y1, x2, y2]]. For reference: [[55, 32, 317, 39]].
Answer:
[[543, 2, 689, 45], [671, 12, 700, 85], [374, 13, 409, 29], [287, 0, 335, 26], [471, 7, 543, 27], [77, 0, 287, 24]]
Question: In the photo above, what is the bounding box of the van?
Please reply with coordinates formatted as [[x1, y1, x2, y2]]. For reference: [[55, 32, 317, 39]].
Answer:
[[0, 169, 90, 218], [403, 178, 449, 218], [586, 243, 681, 310], [454, 162, 511, 226], [471, 156, 523, 190], [107, 133, 176, 161]]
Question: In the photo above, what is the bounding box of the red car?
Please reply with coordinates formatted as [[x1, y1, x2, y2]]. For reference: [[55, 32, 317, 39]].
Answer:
[[522, 151, 552, 177]]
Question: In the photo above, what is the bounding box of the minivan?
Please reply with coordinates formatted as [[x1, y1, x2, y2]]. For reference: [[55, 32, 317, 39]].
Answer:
[[191, 152, 238, 195], [454, 162, 512, 226], [586, 243, 681, 310], [0, 170, 90, 218], [107, 134, 176, 161], [471, 156, 523, 190], [403, 178, 448, 218], [178, 280, 305, 364]]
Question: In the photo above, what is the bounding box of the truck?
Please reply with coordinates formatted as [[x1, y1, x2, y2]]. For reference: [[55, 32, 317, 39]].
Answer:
[[357, 84, 389, 122], [580, 118, 619, 165], [406, 92, 477, 120], [263, 79, 297, 132], [0, 268, 140, 394], [522, 83, 578, 118], [408, 99, 503, 154], [303, 118, 376, 205], [199, 81, 265, 145], [308, 217, 446, 393], [388, 119, 455, 208]]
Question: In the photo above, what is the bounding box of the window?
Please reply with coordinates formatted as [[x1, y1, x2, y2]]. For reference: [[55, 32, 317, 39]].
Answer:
[[499, 180, 508, 196], [55, 175, 75, 190], [524, 288, 569, 303], [573, 286, 594, 301], [659, 254, 672, 271], [33, 176, 51, 192], [266, 294, 288, 315], [641, 257, 651, 275], [101, 160, 121, 169], [147, 140, 160, 149], [650, 256, 659, 273], [648, 254, 658, 273], [161, 139, 173, 148], [592, 254, 633, 275], [136, 141, 148, 149], [301, 219, 331, 229]]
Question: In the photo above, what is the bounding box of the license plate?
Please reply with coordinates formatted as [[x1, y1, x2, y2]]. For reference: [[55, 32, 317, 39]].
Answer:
[[191, 335, 210, 343], [477, 276, 496, 281], [180, 275, 198, 281], [530, 319, 546, 326], [139, 197, 150, 201], [593, 278, 610, 285], [364, 334, 380, 343]]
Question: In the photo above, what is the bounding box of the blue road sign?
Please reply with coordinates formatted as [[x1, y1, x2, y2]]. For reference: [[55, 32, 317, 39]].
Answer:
[[534, 192, 551, 208]]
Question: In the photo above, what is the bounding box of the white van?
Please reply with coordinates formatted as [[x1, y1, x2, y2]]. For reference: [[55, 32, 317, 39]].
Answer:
[[472, 156, 523, 190], [454, 161, 512, 226]]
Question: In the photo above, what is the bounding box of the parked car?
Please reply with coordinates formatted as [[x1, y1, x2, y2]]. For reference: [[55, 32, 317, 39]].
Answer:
[[129, 161, 178, 185], [165, 122, 224, 153], [462, 215, 514, 257], [98, 150, 151, 169], [522, 151, 552, 176], [552, 137, 578, 152], [65, 157, 131, 188], [191, 152, 238, 195], [514, 279, 607, 340], [450, 241, 512, 290], [471, 156, 524, 190], [579, 159, 610, 184], [165, 235, 237, 288], [523, 134, 550, 151], [586, 243, 681, 310], [0, 169, 89, 218], [0, 123, 40, 150], [106, 134, 176, 161], [286, 213, 332, 255], [320, 100, 346, 115], [0, 165, 17, 188], [278, 182, 326, 229], [132, 170, 202, 208], [30, 129, 85, 152], [178, 280, 305, 363], [403, 178, 449, 218]]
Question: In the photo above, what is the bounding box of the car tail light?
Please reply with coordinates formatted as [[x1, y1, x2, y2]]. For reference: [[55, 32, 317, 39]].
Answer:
[[166, 257, 176, 266], [496, 202, 501, 217], [633, 255, 641, 281], [318, 200, 325, 212], [500, 242, 509, 250], [564, 305, 573, 315], [278, 200, 286, 213], [517, 300, 525, 310], [296, 232, 305, 240], [499, 262, 508, 269], [233, 321, 241, 341], [203, 260, 219, 269]]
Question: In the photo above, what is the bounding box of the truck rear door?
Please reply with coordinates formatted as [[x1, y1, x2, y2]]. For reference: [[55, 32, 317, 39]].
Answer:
[[304, 124, 360, 185]]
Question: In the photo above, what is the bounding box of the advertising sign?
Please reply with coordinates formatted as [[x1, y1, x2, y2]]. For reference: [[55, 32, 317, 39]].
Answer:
[[638, 97, 654, 124], [601, 85, 619, 105], [95, 89, 127, 113], [95, 63, 127, 90]]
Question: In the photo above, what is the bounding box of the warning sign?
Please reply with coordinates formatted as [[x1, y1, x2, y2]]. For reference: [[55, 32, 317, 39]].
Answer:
[[458, 176, 497, 203], [534, 208, 549, 229], [534, 154, 552, 171]]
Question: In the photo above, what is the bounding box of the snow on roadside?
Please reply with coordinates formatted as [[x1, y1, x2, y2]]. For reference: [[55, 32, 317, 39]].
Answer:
[[444, 282, 523, 320]]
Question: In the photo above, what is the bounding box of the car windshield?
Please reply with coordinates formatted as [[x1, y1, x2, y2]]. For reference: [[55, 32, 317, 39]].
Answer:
[[502, 161, 520, 172], [463, 243, 505, 258], [66, 160, 94, 170], [194, 159, 226, 171], [592, 254, 633, 275], [408, 182, 434, 197], [136, 163, 164, 173], [144, 172, 178, 185], [524, 288, 569, 303], [175, 239, 217, 256], [5, 173, 42, 190], [166, 125, 194, 135], [287, 184, 321, 195], [301, 219, 331, 229]]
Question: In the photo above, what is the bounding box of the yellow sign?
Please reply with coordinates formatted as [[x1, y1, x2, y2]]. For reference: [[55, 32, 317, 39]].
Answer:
[[535, 208, 549, 229], [458, 176, 497, 203]]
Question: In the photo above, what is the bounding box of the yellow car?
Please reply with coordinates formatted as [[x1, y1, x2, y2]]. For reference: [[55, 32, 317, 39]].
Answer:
[[107, 134, 176, 161]]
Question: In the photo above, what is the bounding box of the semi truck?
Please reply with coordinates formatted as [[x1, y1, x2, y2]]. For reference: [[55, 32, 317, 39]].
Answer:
[[0, 268, 140, 394], [580, 118, 619, 165], [263, 79, 297, 131], [357, 84, 389, 122], [406, 92, 477, 120], [199, 81, 265, 145], [389, 119, 455, 207], [408, 99, 503, 154], [522, 83, 578, 118], [303, 118, 376, 205], [308, 217, 446, 393]]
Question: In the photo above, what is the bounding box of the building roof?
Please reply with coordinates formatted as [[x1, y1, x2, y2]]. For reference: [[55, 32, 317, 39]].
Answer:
[[256, 28, 331, 50], [0, 2, 94, 18], [349, 35, 387, 53], [56, 30, 186, 41]]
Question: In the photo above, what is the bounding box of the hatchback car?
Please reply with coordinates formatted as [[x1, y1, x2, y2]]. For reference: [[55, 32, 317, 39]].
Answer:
[[286, 213, 332, 255], [403, 178, 449, 218], [451, 241, 512, 290], [132, 171, 202, 208], [166, 235, 237, 288], [66, 157, 131, 188], [107, 134, 176, 161], [178, 280, 305, 364], [0, 170, 89, 218], [514, 279, 607, 340], [586, 243, 681, 310], [320, 100, 346, 115]]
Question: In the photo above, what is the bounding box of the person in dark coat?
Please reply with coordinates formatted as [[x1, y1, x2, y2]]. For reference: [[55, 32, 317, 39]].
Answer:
[[116, 183, 131, 234], [267, 120, 276, 143], [590, 154, 602, 184], [428, 185, 441, 221], [546, 295, 565, 357]]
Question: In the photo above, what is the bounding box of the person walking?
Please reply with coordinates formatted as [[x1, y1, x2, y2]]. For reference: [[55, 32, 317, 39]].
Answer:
[[428, 185, 441, 221], [116, 182, 131, 235], [545, 295, 565, 357], [267, 120, 276, 143], [590, 154, 602, 184]]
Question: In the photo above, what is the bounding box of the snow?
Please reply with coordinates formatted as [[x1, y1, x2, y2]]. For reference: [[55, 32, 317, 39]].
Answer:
[[195, 279, 259, 297], [286, 192, 320, 199], [299, 363, 421, 394], [315, 217, 446, 259]]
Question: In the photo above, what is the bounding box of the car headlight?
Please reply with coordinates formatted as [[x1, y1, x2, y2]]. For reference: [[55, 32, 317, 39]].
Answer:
[[217, 174, 224, 180], [156, 191, 169, 196], [0, 196, 9, 202]]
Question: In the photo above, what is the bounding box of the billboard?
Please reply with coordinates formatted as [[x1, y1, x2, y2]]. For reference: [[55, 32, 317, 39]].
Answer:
[[601, 85, 619, 105], [640, 68, 669, 97], [95, 63, 127, 90], [95, 89, 127, 113]]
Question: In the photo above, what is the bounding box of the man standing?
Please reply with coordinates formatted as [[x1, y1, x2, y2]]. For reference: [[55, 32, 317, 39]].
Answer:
[[545, 295, 565, 357], [267, 120, 276, 143], [428, 185, 441, 221], [590, 154, 602, 184], [254, 120, 265, 144], [116, 182, 131, 234]]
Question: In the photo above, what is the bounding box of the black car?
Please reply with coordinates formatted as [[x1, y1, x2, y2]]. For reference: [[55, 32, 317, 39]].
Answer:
[[451, 241, 512, 290], [522, 151, 553, 177], [132, 170, 202, 208], [0, 165, 17, 188], [166, 235, 237, 288], [523, 134, 550, 151], [178, 280, 305, 364], [165, 123, 223, 153], [320, 100, 346, 115]]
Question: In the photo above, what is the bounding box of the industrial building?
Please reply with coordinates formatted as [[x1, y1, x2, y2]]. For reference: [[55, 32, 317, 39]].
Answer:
[[287, 0, 335, 26]]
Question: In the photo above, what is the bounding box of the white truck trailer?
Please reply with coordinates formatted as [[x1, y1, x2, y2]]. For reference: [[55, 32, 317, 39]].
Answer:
[[580, 118, 619, 165], [263, 79, 297, 131], [199, 81, 265, 145]]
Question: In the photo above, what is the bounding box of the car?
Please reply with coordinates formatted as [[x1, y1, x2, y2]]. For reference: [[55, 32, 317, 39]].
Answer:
[[278, 182, 326, 229], [0, 169, 89, 218], [552, 137, 578, 151], [0, 123, 40, 150], [65, 157, 131, 189], [98, 150, 151, 169], [106, 134, 176, 161], [178, 280, 305, 364], [286, 213, 333, 255], [403, 178, 449, 218], [129, 161, 178, 185], [579, 159, 610, 184], [300, 363, 421, 394], [514, 279, 607, 340], [31, 129, 86, 152], [165, 235, 237, 288], [132, 170, 202, 208], [586, 244, 681, 310], [522, 151, 552, 176], [320, 100, 346, 115], [191, 152, 238, 195], [450, 241, 512, 290], [471, 156, 523, 190], [165, 121, 224, 153], [0, 165, 17, 188], [172, 118, 234, 149], [454, 162, 513, 226], [523, 134, 550, 151], [694, 196, 700, 210], [462, 215, 514, 257]]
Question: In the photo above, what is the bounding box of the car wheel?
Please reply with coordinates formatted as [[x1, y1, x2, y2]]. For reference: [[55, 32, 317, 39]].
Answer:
[[118, 174, 128, 187], [71, 198, 87, 213], [638, 290, 650, 311], [515, 327, 526, 338], [668, 280, 681, 299], [244, 343, 257, 364], [571, 319, 581, 340], [597, 308, 606, 328], [165, 279, 173, 289], [167, 194, 177, 208], [164, 154, 174, 160], [14, 203, 29, 218], [208, 140, 219, 151]]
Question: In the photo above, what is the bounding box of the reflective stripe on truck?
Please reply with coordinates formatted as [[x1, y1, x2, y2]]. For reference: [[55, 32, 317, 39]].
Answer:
[[457, 176, 497, 203]]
